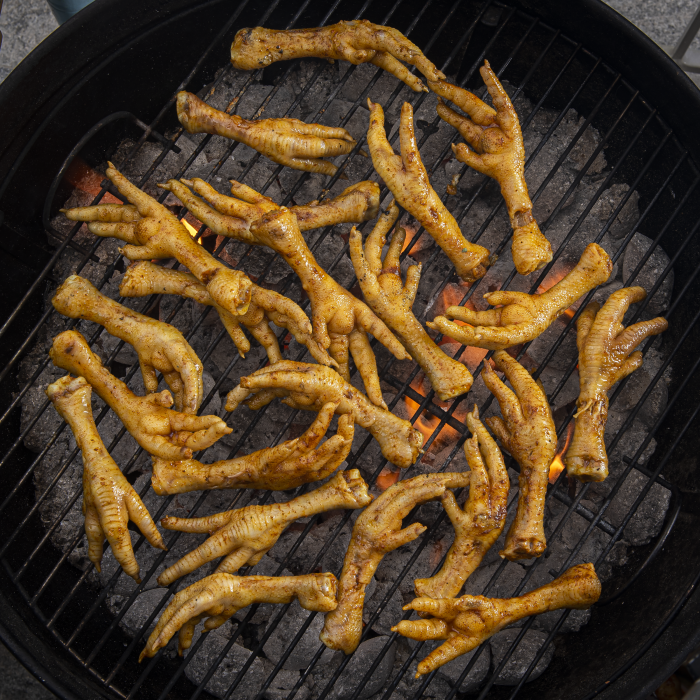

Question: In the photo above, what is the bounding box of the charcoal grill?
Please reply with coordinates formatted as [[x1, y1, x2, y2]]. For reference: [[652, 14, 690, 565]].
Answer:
[[1, 0, 700, 698]]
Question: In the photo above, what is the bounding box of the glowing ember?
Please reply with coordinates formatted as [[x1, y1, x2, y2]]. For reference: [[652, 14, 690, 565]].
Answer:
[[548, 420, 574, 484], [404, 396, 440, 441], [64, 157, 121, 203], [376, 467, 400, 491]]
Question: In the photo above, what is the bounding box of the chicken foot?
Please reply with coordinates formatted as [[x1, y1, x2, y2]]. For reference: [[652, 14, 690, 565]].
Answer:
[[428, 242, 613, 349], [230, 21, 445, 93], [177, 91, 356, 177], [52, 274, 204, 414], [430, 61, 552, 275], [50, 330, 231, 460], [141, 572, 338, 658], [393, 563, 601, 677], [151, 402, 354, 494], [157, 469, 371, 586], [224, 360, 423, 469], [414, 405, 509, 598], [320, 472, 471, 654], [482, 351, 556, 560], [119, 261, 332, 367], [367, 100, 490, 282], [349, 201, 474, 400], [566, 287, 668, 482], [46, 376, 166, 582]]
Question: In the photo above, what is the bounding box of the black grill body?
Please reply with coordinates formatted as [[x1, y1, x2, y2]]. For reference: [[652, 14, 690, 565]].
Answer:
[[1, 1, 700, 699]]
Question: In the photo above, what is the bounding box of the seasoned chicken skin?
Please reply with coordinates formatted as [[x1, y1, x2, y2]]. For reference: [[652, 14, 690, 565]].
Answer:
[[482, 351, 556, 560], [367, 100, 490, 282], [414, 406, 509, 599], [50, 331, 231, 460], [225, 361, 423, 469], [157, 469, 371, 586], [349, 202, 474, 400], [52, 274, 203, 414], [164, 179, 407, 407], [320, 472, 471, 654], [141, 572, 338, 659], [393, 563, 601, 677], [177, 91, 356, 177], [151, 402, 353, 494], [46, 376, 166, 582], [567, 287, 668, 482], [430, 61, 552, 275], [163, 177, 379, 246], [428, 242, 612, 349], [63, 164, 253, 320], [230, 21, 445, 93], [119, 261, 331, 367]]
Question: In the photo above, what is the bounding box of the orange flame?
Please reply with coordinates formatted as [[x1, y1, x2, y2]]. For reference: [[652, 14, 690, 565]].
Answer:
[[548, 420, 574, 484], [404, 396, 440, 441], [182, 219, 199, 237], [377, 466, 400, 491]]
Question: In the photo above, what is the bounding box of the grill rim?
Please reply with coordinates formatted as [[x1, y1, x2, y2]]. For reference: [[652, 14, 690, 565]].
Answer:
[[1, 0, 700, 699]]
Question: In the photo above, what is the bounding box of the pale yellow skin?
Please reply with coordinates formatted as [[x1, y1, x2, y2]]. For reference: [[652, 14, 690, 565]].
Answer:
[[141, 572, 338, 659], [567, 287, 668, 483], [52, 274, 204, 414], [367, 99, 491, 283], [393, 563, 601, 677], [177, 91, 356, 177], [164, 178, 407, 407], [157, 469, 372, 586], [414, 406, 509, 599], [225, 360, 424, 469], [119, 261, 332, 367], [151, 401, 353, 494], [49, 330, 231, 461], [428, 242, 613, 349], [163, 176, 380, 246], [230, 20, 445, 93], [430, 61, 552, 275], [349, 202, 474, 401], [62, 164, 253, 320], [320, 472, 471, 654], [46, 376, 166, 582], [482, 351, 557, 560]]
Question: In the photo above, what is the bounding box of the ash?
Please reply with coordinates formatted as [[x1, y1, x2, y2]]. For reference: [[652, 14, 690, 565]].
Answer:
[[21, 57, 673, 699]]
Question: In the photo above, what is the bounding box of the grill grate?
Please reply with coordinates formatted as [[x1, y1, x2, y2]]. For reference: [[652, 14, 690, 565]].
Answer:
[[2, 0, 700, 698]]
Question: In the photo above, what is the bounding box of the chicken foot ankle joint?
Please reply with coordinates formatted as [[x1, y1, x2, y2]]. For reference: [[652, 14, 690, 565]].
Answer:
[[349, 202, 474, 400]]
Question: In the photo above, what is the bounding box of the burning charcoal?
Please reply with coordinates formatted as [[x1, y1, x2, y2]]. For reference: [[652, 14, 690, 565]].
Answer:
[[324, 636, 396, 700], [389, 647, 452, 700], [117, 587, 171, 639], [532, 606, 591, 634], [490, 628, 555, 685], [417, 639, 491, 693], [622, 233, 673, 316], [364, 580, 404, 635], [21, 362, 66, 453], [262, 599, 326, 671], [617, 366, 668, 429], [185, 624, 265, 700], [260, 664, 311, 700]]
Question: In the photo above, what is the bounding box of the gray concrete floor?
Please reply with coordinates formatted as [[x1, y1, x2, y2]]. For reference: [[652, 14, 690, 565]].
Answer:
[[0, 0, 695, 698]]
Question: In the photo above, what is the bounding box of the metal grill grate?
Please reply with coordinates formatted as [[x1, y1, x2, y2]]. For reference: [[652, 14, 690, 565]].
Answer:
[[1, 0, 700, 698]]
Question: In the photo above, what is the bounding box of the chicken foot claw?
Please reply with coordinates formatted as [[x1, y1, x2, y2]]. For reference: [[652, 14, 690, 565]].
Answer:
[[367, 99, 490, 282], [349, 202, 474, 400], [46, 376, 166, 582], [430, 61, 552, 275], [177, 91, 356, 176], [141, 572, 338, 659], [157, 469, 371, 585], [225, 360, 423, 468], [482, 351, 557, 560], [230, 21, 445, 93], [414, 405, 509, 598], [393, 563, 601, 677], [151, 403, 353, 493], [52, 274, 204, 414], [566, 287, 668, 482], [320, 472, 470, 654], [428, 242, 613, 349], [50, 331, 231, 460], [119, 261, 333, 367]]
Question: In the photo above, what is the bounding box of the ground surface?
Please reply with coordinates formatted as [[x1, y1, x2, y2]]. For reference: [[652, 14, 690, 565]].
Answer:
[[0, 0, 694, 698]]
